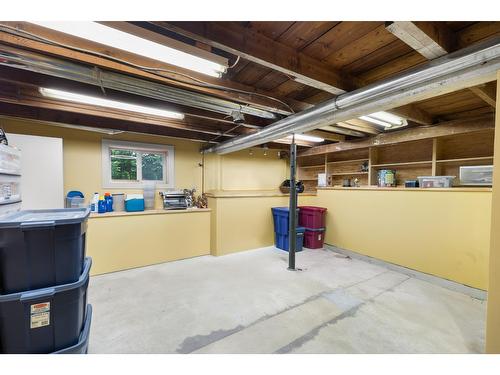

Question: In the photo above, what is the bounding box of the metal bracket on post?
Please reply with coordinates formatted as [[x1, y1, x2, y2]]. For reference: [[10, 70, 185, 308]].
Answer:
[[288, 134, 297, 271]]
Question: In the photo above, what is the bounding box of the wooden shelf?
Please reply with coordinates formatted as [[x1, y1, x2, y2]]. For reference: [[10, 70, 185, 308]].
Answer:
[[318, 186, 492, 192], [371, 161, 432, 168], [298, 129, 494, 192], [327, 158, 368, 165], [299, 164, 325, 169], [330, 172, 369, 176], [436, 156, 494, 164]]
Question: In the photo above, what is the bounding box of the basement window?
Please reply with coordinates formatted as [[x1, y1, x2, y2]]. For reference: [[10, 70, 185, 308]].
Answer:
[[101, 139, 174, 189]]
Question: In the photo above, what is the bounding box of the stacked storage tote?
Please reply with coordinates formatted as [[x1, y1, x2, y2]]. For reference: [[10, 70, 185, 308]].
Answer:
[[0, 143, 92, 354], [298, 206, 327, 249], [271, 207, 305, 252]]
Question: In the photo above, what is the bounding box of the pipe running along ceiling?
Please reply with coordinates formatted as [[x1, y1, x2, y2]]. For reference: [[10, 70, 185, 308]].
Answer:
[[205, 37, 500, 154], [0, 44, 285, 120]]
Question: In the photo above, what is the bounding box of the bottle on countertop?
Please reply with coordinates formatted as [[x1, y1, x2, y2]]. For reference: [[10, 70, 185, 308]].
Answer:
[[104, 192, 113, 212], [91, 192, 99, 213], [98, 196, 107, 214]]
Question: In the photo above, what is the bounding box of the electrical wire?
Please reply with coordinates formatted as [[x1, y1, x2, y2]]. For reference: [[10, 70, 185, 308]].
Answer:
[[0, 24, 295, 114], [227, 55, 240, 69]]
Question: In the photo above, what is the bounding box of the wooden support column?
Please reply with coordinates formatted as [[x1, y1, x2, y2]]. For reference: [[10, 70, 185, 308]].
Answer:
[[431, 138, 438, 176], [486, 72, 500, 353]]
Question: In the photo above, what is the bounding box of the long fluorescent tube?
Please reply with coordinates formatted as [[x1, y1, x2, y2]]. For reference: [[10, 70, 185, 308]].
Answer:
[[290, 134, 324, 143], [359, 115, 392, 128], [275, 133, 324, 144], [30, 21, 227, 78], [359, 111, 408, 128], [40, 87, 184, 120], [368, 111, 407, 126]]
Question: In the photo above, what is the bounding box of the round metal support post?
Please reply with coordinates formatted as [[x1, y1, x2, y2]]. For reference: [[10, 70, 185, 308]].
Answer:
[[288, 135, 297, 271]]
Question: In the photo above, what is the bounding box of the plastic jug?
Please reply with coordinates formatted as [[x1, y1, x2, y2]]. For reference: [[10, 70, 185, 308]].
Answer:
[[98, 196, 107, 214], [104, 192, 113, 212]]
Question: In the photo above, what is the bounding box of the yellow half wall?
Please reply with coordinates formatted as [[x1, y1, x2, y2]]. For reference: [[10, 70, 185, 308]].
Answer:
[[315, 188, 492, 290], [87, 210, 211, 275], [208, 193, 317, 256]]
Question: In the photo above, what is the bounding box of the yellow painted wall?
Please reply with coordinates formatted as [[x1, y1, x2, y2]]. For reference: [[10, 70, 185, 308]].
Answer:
[[315, 189, 492, 289], [87, 211, 211, 275], [2, 117, 204, 208], [486, 73, 500, 353], [204, 148, 288, 191], [209, 194, 317, 256], [1, 117, 298, 272]]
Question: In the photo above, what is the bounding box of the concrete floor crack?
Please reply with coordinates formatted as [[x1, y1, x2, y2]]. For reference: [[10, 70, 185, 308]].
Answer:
[[274, 276, 411, 354], [176, 270, 391, 353]]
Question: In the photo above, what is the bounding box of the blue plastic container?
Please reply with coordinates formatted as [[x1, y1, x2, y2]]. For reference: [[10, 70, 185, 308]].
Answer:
[[0, 258, 91, 354], [98, 199, 106, 213], [104, 194, 113, 212], [271, 207, 300, 235], [275, 226, 305, 252], [125, 198, 145, 212], [0, 208, 90, 294], [53, 304, 92, 354]]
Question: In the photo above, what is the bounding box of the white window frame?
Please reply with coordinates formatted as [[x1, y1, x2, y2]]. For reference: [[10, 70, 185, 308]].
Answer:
[[101, 139, 175, 189]]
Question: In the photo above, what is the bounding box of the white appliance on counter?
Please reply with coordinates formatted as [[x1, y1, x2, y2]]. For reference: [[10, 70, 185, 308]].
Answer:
[[0, 143, 22, 216]]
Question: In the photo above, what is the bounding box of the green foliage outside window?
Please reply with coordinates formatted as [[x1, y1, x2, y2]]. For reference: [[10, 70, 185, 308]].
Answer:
[[142, 153, 163, 181], [110, 149, 164, 181]]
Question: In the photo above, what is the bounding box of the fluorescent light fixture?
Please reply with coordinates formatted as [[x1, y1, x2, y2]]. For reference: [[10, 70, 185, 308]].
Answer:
[[30, 21, 227, 77], [359, 115, 392, 128], [290, 134, 324, 143], [40, 87, 184, 120], [368, 111, 407, 126], [359, 111, 408, 128], [275, 133, 325, 144]]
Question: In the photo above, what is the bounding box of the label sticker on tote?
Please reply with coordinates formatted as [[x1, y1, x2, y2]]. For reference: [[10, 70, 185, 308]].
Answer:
[[30, 302, 50, 329]]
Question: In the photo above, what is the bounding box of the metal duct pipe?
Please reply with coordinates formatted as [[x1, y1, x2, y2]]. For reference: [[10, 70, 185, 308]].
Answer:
[[208, 37, 500, 154], [0, 44, 283, 119]]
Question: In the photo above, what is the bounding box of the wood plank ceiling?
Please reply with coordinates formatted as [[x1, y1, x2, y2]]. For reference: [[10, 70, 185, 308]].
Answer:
[[0, 21, 498, 148]]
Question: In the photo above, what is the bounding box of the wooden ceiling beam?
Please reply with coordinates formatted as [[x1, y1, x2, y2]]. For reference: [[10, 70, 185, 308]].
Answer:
[[340, 119, 381, 135], [0, 22, 300, 115], [0, 21, 438, 137], [0, 81, 252, 138], [153, 22, 357, 95], [389, 104, 435, 125], [298, 115, 495, 157], [0, 103, 225, 143], [468, 82, 497, 108], [385, 21, 496, 118], [385, 21, 455, 59], [383, 22, 456, 125]]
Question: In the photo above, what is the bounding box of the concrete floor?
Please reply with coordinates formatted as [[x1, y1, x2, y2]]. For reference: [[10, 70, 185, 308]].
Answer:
[[88, 247, 486, 354]]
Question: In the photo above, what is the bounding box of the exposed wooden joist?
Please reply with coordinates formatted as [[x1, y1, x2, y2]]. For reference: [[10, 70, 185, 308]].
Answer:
[[0, 103, 224, 143], [0, 22, 298, 115], [341, 119, 381, 135], [0, 64, 271, 129], [298, 115, 495, 157], [385, 21, 455, 59], [383, 21, 455, 125], [320, 125, 365, 138], [386, 21, 496, 116], [0, 80, 253, 138], [153, 21, 357, 95], [305, 130, 345, 142], [389, 104, 435, 125], [469, 83, 497, 108], [0, 21, 439, 138]]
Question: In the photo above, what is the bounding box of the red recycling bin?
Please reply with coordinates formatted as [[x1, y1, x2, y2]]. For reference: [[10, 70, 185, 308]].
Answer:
[[304, 228, 325, 249], [298, 206, 327, 229]]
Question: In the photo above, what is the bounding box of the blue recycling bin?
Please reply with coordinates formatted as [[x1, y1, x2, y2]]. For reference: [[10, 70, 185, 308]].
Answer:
[[274, 226, 305, 252]]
